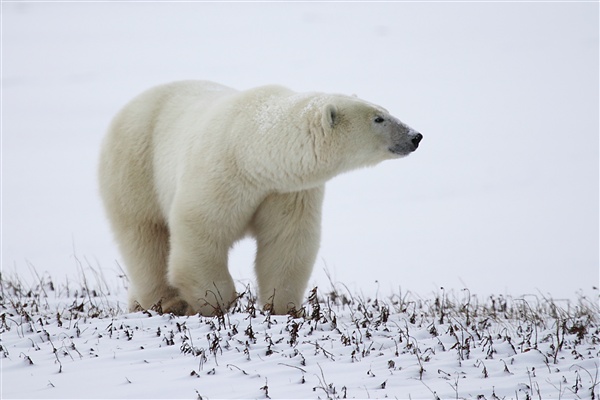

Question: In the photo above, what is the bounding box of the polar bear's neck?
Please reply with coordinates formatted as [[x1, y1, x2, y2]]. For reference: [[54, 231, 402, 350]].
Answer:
[[217, 91, 338, 192]]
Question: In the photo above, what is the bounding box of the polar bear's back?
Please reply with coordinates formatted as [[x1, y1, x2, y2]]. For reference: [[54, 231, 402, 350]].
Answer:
[[99, 81, 237, 223]]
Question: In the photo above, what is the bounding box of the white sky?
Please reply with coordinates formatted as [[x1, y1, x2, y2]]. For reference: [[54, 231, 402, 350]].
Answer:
[[2, 2, 598, 301]]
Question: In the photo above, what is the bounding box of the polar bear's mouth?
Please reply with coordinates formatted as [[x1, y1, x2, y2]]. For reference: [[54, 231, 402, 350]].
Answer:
[[389, 146, 412, 156], [389, 133, 423, 156]]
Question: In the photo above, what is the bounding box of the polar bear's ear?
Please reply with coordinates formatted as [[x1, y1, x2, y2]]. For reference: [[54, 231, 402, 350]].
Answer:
[[322, 104, 338, 129]]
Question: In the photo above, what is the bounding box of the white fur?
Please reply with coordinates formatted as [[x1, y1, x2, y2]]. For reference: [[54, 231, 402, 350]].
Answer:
[[98, 80, 420, 316]]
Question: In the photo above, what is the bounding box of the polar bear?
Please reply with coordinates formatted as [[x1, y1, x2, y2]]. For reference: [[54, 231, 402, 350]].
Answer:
[[98, 80, 422, 316]]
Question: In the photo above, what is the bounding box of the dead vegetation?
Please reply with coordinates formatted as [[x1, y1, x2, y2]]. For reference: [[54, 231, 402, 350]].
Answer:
[[1, 267, 598, 399]]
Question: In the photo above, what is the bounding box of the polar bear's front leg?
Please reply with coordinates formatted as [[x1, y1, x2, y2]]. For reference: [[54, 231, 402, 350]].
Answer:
[[252, 187, 325, 314], [166, 209, 239, 317]]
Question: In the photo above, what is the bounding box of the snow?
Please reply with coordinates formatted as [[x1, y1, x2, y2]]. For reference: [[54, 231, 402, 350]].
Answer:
[[2, 275, 599, 399], [1, 2, 599, 397]]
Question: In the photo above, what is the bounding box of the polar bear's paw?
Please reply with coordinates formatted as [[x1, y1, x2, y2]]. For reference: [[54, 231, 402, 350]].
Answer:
[[178, 282, 237, 317], [159, 297, 192, 316], [166, 266, 237, 316]]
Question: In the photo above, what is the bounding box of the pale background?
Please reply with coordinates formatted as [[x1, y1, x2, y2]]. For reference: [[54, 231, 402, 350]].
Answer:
[[2, 2, 598, 301]]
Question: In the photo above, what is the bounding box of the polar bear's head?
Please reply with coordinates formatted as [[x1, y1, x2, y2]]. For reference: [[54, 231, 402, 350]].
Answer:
[[245, 90, 422, 190], [317, 95, 422, 171]]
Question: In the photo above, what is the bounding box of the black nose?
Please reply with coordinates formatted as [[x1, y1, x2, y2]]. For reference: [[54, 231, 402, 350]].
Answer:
[[411, 133, 423, 149]]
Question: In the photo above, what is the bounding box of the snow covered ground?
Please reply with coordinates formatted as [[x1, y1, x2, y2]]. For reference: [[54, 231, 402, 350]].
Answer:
[[1, 271, 599, 399], [1, 2, 599, 398]]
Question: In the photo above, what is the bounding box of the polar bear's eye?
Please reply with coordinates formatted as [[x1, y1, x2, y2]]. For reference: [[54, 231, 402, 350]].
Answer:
[[374, 116, 385, 124]]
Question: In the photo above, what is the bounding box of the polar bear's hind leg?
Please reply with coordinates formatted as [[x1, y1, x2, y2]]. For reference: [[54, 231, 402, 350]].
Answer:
[[112, 218, 189, 315]]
